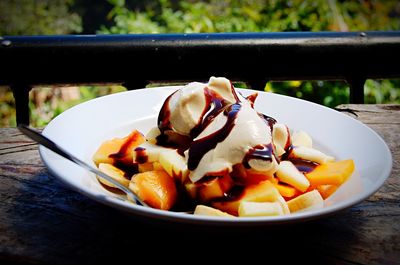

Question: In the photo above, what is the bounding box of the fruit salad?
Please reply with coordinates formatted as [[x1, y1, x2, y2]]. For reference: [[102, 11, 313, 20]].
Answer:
[[92, 77, 355, 217]]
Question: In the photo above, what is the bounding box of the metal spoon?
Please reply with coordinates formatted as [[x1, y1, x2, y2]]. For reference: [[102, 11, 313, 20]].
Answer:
[[18, 124, 149, 207]]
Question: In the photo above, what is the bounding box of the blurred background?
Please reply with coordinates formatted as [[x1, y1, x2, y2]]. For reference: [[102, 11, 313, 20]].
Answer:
[[1, 0, 399, 127]]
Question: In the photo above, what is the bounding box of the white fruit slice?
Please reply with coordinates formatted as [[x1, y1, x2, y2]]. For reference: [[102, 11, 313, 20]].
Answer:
[[132, 142, 169, 163], [276, 161, 310, 192], [290, 146, 335, 164], [138, 162, 153, 173], [248, 155, 279, 176], [287, 190, 324, 213], [145, 127, 161, 144], [194, 205, 235, 218], [272, 123, 290, 157], [292, 130, 312, 148], [152, 161, 164, 171], [238, 201, 284, 217], [97, 163, 130, 188], [159, 149, 189, 182], [276, 194, 290, 215]]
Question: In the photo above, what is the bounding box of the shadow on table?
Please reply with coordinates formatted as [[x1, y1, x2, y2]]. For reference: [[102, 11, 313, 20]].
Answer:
[[2, 170, 364, 265]]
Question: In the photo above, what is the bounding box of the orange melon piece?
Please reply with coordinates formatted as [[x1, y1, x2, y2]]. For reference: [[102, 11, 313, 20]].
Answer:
[[198, 174, 233, 202], [245, 169, 273, 185], [317, 185, 338, 199], [231, 164, 272, 185], [93, 130, 145, 166], [305, 159, 355, 187], [212, 180, 280, 216], [130, 170, 177, 210], [273, 183, 297, 198]]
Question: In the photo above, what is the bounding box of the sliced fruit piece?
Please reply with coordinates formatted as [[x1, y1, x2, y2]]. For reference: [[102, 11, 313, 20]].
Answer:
[[129, 170, 177, 210], [292, 130, 312, 148], [198, 174, 233, 202], [289, 146, 335, 164], [198, 177, 224, 202], [276, 194, 290, 215], [146, 127, 161, 144], [152, 161, 163, 171], [159, 149, 189, 182], [275, 161, 310, 192], [272, 123, 290, 157], [184, 182, 198, 199], [231, 164, 272, 185], [287, 190, 324, 213], [93, 130, 145, 165], [97, 163, 130, 188], [194, 205, 235, 218], [305, 159, 355, 186], [317, 185, 338, 199], [132, 142, 169, 164], [245, 169, 274, 185], [138, 162, 154, 173], [212, 180, 280, 216], [238, 201, 284, 217], [273, 182, 297, 198]]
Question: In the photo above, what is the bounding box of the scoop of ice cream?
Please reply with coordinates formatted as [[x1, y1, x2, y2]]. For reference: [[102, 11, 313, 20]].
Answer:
[[155, 76, 279, 183], [169, 82, 206, 136], [187, 102, 278, 183], [159, 77, 241, 136]]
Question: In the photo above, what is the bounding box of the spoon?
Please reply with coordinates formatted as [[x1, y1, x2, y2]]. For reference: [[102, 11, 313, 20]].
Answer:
[[18, 124, 149, 207]]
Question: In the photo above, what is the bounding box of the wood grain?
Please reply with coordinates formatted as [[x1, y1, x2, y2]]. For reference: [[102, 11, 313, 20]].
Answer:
[[0, 105, 399, 265]]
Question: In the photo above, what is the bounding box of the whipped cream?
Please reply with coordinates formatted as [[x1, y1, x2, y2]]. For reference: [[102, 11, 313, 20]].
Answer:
[[188, 101, 278, 182], [155, 76, 279, 182]]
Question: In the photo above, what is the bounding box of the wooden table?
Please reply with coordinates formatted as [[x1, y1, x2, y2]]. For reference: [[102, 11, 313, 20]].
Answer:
[[1, 104, 399, 265]]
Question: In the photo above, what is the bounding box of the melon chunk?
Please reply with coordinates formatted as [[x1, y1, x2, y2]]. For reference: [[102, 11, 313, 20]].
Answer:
[[212, 180, 280, 216], [129, 170, 177, 210], [93, 130, 145, 165], [305, 159, 355, 186]]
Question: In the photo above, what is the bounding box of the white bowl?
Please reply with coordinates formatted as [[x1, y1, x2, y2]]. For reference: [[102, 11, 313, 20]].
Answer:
[[40, 86, 392, 226]]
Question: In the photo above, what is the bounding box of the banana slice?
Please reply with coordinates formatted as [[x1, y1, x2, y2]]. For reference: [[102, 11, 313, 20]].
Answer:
[[276, 194, 290, 215], [272, 123, 290, 157], [238, 201, 284, 217], [159, 149, 189, 182], [132, 142, 169, 163], [292, 130, 312, 148], [97, 163, 130, 188], [290, 146, 335, 164], [194, 205, 235, 218], [287, 190, 324, 213], [145, 127, 161, 144], [275, 161, 310, 192]]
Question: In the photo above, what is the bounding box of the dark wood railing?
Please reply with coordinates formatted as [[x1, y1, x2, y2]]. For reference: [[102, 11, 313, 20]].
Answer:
[[1, 31, 400, 125]]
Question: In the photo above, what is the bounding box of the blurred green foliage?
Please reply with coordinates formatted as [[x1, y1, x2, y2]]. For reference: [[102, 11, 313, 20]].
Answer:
[[98, 0, 400, 108], [100, 0, 400, 33], [1, 0, 399, 127], [0, 0, 82, 35]]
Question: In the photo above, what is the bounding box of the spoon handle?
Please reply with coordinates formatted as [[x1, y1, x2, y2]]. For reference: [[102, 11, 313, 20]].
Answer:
[[18, 124, 148, 207]]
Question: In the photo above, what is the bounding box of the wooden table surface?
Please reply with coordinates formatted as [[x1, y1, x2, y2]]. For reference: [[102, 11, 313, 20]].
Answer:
[[0, 104, 399, 265]]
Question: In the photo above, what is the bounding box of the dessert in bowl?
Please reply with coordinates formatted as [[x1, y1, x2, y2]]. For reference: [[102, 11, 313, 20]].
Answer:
[[92, 77, 356, 218]]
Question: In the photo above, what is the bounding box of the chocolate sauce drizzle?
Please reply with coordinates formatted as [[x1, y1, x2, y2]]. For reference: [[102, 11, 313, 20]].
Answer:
[[189, 87, 228, 138], [258, 113, 277, 131], [188, 103, 241, 170], [157, 91, 176, 133], [155, 83, 279, 177], [108, 131, 142, 178], [242, 143, 274, 169], [281, 145, 318, 173], [133, 147, 148, 164]]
